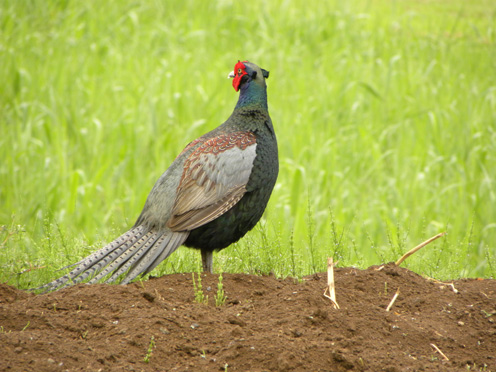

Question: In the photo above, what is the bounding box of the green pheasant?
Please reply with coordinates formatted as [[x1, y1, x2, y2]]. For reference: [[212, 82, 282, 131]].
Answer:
[[38, 61, 278, 291]]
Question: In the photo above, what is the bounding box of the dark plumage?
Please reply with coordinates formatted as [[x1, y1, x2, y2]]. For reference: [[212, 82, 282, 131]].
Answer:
[[37, 61, 278, 291]]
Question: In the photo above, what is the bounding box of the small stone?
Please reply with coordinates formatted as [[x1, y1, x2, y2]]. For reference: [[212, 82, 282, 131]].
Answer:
[[47, 358, 55, 364], [291, 329, 302, 338], [142, 292, 155, 302], [228, 316, 246, 327]]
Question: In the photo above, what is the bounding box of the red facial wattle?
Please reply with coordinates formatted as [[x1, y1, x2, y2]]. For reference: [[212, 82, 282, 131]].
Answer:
[[232, 61, 248, 92]]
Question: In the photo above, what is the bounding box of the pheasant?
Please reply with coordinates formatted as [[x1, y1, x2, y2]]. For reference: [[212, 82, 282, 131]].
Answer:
[[37, 61, 278, 291]]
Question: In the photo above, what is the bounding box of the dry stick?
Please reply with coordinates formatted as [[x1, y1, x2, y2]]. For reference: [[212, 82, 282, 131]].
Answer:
[[386, 288, 400, 312], [395, 232, 446, 266], [427, 278, 459, 294], [430, 343, 449, 361], [323, 257, 340, 309]]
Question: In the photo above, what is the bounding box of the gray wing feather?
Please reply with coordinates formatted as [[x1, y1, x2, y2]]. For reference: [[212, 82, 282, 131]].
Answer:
[[168, 144, 256, 231]]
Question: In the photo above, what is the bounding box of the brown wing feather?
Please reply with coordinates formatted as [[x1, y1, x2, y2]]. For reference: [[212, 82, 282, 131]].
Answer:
[[166, 132, 257, 232], [167, 185, 245, 230]]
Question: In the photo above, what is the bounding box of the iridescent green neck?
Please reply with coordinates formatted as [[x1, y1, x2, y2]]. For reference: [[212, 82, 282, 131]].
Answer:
[[235, 80, 268, 111]]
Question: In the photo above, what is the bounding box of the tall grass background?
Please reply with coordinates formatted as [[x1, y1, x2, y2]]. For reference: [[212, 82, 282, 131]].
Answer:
[[1, 0, 495, 288]]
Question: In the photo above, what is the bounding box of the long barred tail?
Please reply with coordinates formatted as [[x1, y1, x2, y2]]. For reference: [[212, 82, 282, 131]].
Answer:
[[34, 226, 189, 292]]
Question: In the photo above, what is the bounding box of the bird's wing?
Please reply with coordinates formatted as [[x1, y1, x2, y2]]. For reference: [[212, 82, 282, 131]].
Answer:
[[167, 131, 257, 231]]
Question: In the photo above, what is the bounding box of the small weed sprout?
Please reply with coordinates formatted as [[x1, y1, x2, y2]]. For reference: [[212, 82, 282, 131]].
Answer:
[[306, 199, 317, 273], [289, 229, 295, 275], [21, 321, 30, 331], [143, 335, 155, 363], [215, 272, 227, 307], [0, 326, 12, 334], [481, 310, 495, 318], [192, 272, 208, 304], [329, 209, 345, 261]]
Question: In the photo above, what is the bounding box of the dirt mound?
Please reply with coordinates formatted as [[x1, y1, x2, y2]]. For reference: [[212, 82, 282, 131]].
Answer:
[[1, 263, 495, 371]]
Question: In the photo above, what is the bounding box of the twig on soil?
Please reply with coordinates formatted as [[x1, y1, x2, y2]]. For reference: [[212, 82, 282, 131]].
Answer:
[[395, 232, 446, 266], [386, 288, 400, 312], [427, 278, 459, 294], [430, 343, 449, 361], [323, 257, 340, 309]]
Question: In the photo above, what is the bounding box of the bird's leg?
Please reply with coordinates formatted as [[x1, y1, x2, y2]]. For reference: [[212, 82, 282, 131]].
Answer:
[[201, 249, 213, 273]]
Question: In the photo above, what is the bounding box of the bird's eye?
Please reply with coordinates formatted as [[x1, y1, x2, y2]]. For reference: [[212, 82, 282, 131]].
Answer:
[[237, 68, 243, 74]]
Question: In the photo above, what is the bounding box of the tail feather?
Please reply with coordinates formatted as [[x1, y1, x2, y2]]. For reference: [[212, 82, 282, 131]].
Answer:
[[141, 232, 189, 276], [120, 231, 188, 285], [94, 232, 165, 284], [87, 232, 161, 284], [34, 226, 147, 292], [60, 226, 146, 273], [103, 233, 168, 284], [57, 230, 153, 288], [36, 227, 190, 292]]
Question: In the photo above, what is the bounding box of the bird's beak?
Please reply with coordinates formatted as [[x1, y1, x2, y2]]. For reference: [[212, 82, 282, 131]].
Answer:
[[228, 71, 235, 79]]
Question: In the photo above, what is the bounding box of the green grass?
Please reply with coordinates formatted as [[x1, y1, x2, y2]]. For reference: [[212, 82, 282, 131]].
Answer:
[[1, 0, 495, 288]]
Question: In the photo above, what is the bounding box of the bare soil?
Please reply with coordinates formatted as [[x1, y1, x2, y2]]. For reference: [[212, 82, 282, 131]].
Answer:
[[1, 263, 495, 371]]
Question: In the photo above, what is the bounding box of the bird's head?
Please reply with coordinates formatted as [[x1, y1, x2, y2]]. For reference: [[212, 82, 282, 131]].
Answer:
[[228, 61, 269, 92]]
